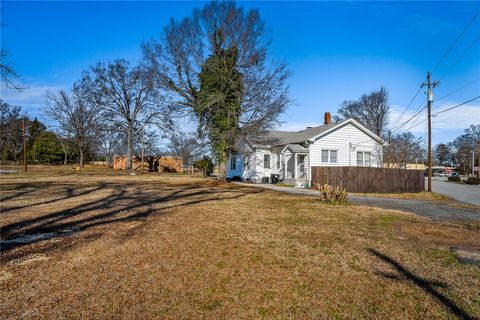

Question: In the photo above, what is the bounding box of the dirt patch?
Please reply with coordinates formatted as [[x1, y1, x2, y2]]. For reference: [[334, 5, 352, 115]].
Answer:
[[15, 254, 50, 266], [0, 270, 12, 283], [452, 247, 480, 265]]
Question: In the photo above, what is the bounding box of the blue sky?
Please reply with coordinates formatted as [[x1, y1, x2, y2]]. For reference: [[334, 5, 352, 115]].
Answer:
[[1, 1, 479, 146]]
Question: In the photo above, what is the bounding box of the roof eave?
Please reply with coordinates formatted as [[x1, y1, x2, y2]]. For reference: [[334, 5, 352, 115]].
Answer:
[[307, 119, 384, 144]]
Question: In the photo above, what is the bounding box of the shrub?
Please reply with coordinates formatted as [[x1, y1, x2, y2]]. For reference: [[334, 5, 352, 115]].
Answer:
[[447, 176, 461, 182], [465, 177, 480, 185], [193, 156, 214, 176], [314, 183, 348, 204]]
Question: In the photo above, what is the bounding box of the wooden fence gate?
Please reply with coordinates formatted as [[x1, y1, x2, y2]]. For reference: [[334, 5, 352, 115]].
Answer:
[[311, 166, 425, 193]]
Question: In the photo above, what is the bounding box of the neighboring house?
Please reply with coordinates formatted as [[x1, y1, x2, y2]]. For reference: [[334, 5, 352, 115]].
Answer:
[[227, 112, 384, 186], [113, 155, 183, 173]]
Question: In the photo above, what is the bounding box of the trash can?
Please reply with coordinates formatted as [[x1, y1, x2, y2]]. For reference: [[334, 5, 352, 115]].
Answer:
[[262, 177, 270, 184], [271, 174, 280, 184]]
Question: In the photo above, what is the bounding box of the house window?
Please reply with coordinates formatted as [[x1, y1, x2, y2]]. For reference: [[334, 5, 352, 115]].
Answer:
[[357, 152, 371, 167], [276, 153, 281, 169], [330, 150, 337, 163], [321, 150, 329, 163], [230, 155, 236, 171], [321, 150, 338, 163], [264, 154, 271, 169]]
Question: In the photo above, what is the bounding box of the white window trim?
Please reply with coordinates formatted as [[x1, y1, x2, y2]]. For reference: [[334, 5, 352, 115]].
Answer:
[[263, 154, 271, 169], [321, 149, 339, 164], [356, 151, 372, 167], [245, 154, 250, 170]]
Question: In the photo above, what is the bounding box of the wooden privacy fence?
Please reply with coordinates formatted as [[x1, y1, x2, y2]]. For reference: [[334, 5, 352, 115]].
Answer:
[[311, 166, 425, 193]]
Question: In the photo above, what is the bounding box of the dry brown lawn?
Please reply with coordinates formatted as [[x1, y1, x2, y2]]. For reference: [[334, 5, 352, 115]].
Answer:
[[351, 191, 452, 201], [1, 167, 479, 319]]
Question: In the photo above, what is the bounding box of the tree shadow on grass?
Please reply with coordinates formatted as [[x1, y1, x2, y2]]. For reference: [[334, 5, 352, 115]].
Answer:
[[0, 181, 265, 263], [0, 189, 31, 203], [367, 248, 473, 320], [0, 182, 109, 214]]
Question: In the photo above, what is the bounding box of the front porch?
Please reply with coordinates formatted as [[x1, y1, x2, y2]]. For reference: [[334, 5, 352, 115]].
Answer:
[[280, 144, 309, 187]]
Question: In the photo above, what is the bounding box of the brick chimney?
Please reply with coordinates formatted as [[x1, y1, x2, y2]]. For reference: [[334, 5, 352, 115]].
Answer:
[[324, 112, 331, 125]]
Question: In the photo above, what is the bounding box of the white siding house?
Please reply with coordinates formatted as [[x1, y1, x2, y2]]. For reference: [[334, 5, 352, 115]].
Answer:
[[227, 113, 384, 187]]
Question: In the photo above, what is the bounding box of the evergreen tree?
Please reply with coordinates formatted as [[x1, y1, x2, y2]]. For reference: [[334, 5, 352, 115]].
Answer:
[[197, 32, 243, 178], [31, 131, 64, 163], [27, 117, 47, 162]]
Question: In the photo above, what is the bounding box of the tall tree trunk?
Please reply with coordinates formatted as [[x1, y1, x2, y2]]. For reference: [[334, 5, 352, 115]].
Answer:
[[217, 160, 227, 182], [63, 144, 68, 166], [126, 122, 133, 171], [79, 148, 84, 168]]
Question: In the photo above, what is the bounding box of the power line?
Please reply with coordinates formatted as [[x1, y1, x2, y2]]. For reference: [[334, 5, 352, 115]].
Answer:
[[433, 95, 480, 116], [390, 104, 427, 134], [438, 33, 480, 82], [436, 76, 480, 101], [402, 117, 426, 133], [391, 82, 424, 129], [403, 110, 427, 132], [393, 10, 479, 137], [431, 9, 480, 74]]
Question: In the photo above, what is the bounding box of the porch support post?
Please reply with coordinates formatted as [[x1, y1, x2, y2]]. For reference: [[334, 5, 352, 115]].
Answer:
[[294, 153, 297, 179]]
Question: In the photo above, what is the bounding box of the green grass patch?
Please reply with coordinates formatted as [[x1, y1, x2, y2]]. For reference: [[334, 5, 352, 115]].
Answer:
[[427, 248, 458, 266]]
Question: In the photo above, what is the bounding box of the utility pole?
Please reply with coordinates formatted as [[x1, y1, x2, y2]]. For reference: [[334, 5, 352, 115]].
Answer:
[[22, 119, 27, 172], [477, 147, 480, 178], [141, 126, 145, 173], [472, 150, 475, 177], [422, 72, 439, 192]]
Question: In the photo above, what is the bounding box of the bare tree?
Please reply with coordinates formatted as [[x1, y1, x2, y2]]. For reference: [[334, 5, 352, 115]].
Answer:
[[167, 131, 208, 166], [452, 134, 473, 175], [336, 87, 389, 136], [1, 10, 22, 91], [45, 82, 102, 167], [141, 1, 291, 180], [0, 99, 25, 162], [434, 143, 450, 165], [88, 59, 165, 170], [54, 129, 70, 166], [95, 127, 124, 167], [384, 131, 425, 167], [0, 46, 22, 90], [446, 142, 457, 166], [465, 124, 480, 177]]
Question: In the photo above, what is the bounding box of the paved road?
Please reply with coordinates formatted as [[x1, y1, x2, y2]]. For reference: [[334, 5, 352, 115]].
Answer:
[[429, 178, 480, 206], [0, 169, 17, 174], [233, 182, 480, 222]]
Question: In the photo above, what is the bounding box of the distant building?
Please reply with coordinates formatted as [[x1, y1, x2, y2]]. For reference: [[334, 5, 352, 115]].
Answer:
[[113, 155, 183, 173], [384, 163, 426, 170], [432, 166, 455, 175]]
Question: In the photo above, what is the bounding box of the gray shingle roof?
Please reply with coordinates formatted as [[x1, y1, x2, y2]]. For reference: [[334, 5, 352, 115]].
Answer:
[[285, 144, 308, 152], [253, 119, 349, 147]]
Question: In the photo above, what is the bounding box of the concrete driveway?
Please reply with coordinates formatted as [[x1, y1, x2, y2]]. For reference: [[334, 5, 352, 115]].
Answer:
[[233, 182, 480, 222], [429, 177, 480, 206]]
